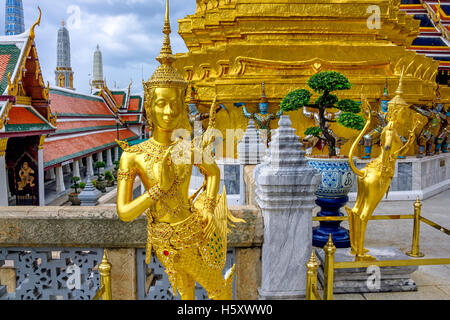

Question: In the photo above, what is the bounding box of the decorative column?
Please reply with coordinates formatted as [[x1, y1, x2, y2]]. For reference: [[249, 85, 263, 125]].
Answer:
[[97, 151, 104, 163], [106, 149, 113, 168], [63, 164, 71, 174], [55, 165, 66, 194], [255, 115, 321, 300], [237, 119, 267, 205], [114, 147, 119, 162], [0, 138, 9, 206], [49, 168, 56, 180], [73, 160, 80, 178], [86, 155, 94, 177], [38, 136, 45, 206]]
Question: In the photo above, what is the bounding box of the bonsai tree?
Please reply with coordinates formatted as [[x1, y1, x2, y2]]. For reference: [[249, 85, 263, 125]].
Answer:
[[113, 160, 120, 171], [104, 170, 115, 187], [280, 71, 365, 157], [94, 161, 106, 181], [69, 176, 83, 206], [70, 176, 82, 194]]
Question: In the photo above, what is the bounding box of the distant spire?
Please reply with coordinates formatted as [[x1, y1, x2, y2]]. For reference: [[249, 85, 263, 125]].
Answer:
[[92, 45, 104, 89], [55, 16, 74, 90], [5, 0, 25, 35]]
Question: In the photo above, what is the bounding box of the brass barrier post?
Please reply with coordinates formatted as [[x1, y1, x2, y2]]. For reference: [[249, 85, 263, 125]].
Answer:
[[323, 235, 336, 300], [99, 250, 112, 300], [306, 251, 320, 300], [406, 197, 424, 258]]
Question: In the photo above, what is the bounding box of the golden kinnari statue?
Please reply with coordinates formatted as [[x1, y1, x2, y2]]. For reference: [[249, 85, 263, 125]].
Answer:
[[346, 70, 423, 262], [116, 0, 243, 300]]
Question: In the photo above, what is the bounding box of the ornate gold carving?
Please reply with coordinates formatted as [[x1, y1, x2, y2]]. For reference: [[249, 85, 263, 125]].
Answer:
[[117, 168, 137, 181], [0, 138, 9, 156], [38, 136, 46, 150]]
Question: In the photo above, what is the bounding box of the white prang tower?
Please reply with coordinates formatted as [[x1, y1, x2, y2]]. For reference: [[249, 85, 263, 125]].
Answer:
[[92, 45, 104, 89]]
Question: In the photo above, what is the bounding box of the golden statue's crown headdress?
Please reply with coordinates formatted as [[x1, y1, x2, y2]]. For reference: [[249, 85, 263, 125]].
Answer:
[[260, 81, 268, 104], [388, 67, 408, 108], [145, 0, 188, 90]]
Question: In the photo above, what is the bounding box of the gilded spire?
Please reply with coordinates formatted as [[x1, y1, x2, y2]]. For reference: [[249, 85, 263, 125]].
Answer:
[[145, 0, 187, 90], [156, 0, 176, 66]]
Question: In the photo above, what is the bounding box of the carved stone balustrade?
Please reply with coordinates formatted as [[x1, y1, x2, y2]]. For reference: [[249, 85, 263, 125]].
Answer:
[[0, 205, 262, 300]]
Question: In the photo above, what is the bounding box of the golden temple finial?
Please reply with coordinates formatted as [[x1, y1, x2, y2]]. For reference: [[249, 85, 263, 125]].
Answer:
[[156, 0, 175, 66], [145, 0, 188, 90], [30, 7, 42, 40]]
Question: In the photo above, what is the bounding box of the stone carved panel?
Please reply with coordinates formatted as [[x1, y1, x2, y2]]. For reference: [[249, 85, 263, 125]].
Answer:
[[0, 248, 102, 300]]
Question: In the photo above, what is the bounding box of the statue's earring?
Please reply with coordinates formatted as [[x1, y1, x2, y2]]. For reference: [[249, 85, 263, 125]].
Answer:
[[148, 118, 154, 132]]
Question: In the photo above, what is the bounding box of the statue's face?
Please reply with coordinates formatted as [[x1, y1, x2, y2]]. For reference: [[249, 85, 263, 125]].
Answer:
[[23, 162, 29, 169], [259, 102, 269, 114], [150, 87, 184, 131]]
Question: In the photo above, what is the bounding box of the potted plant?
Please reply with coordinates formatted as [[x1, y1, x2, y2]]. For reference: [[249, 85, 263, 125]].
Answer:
[[112, 160, 120, 179], [94, 161, 107, 192], [280, 71, 366, 248], [104, 170, 115, 187], [69, 176, 82, 206]]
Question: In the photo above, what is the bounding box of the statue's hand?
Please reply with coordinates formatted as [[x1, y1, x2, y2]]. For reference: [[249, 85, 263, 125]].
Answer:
[[156, 146, 175, 193]]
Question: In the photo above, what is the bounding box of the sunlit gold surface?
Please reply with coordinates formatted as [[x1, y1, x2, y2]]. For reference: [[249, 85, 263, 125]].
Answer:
[[116, 0, 243, 300], [345, 71, 424, 262], [174, 0, 446, 158]]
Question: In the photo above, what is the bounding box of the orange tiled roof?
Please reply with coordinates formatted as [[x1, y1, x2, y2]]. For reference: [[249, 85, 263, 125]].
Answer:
[[49, 89, 113, 116], [128, 96, 142, 112], [44, 128, 137, 168], [55, 120, 118, 132], [8, 106, 45, 125]]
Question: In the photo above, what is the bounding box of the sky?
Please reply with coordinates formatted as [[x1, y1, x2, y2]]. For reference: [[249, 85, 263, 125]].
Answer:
[[1, 0, 196, 94]]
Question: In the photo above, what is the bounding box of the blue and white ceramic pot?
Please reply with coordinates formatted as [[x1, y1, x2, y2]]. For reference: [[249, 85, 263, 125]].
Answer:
[[307, 157, 355, 248]]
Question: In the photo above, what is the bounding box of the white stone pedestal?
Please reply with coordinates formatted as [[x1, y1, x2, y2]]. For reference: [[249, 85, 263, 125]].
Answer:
[[255, 116, 321, 300]]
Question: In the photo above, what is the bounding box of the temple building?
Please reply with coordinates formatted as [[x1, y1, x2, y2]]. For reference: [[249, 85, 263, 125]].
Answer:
[[4, 0, 24, 35], [175, 0, 450, 158], [55, 20, 74, 90], [0, 11, 146, 206]]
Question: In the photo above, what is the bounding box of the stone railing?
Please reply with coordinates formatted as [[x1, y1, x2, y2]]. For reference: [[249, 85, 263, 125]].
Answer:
[[0, 205, 262, 300]]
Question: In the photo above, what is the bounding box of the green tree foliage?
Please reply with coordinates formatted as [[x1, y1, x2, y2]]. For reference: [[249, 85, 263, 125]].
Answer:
[[279, 71, 365, 157], [71, 176, 81, 194]]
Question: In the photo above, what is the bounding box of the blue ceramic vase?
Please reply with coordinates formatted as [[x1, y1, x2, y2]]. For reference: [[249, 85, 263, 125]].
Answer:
[[307, 157, 355, 248]]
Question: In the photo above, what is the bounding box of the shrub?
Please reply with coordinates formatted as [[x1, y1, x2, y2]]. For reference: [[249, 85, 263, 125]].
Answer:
[[280, 71, 365, 157]]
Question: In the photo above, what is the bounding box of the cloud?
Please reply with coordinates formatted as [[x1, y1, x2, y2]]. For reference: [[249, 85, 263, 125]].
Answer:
[[4, 0, 196, 93]]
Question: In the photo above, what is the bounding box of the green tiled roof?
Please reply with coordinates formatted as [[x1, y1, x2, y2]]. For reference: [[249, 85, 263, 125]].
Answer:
[[0, 44, 22, 94], [49, 88, 104, 101]]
